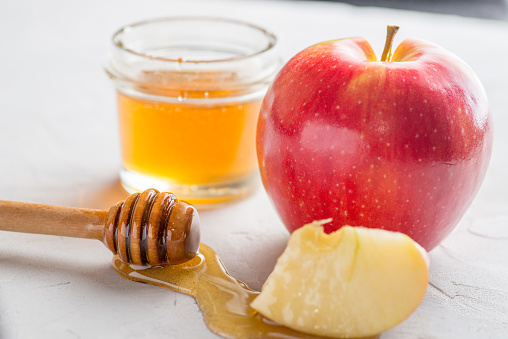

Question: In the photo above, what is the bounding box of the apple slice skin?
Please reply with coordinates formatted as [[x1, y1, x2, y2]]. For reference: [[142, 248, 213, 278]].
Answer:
[[250, 223, 429, 338], [256, 37, 493, 251]]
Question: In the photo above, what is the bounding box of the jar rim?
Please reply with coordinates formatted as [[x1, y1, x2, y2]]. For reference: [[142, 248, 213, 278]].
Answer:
[[111, 16, 277, 64]]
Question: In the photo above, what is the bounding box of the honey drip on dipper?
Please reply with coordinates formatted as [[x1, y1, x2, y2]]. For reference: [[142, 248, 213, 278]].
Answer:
[[0, 189, 200, 266]]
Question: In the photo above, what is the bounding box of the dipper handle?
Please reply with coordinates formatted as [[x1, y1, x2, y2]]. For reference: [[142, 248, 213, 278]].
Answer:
[[0, 189, 200, 266]]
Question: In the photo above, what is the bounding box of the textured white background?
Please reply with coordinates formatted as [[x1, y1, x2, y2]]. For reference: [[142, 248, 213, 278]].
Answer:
[[0, 0, 507, 338]]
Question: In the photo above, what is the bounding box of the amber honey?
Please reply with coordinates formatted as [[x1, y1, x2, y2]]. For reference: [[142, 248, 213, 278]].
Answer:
[[113, 244, 324, 339], [117, 86, 262, 205], [113, 244, 378, 339], [105, 17, 279, 205]]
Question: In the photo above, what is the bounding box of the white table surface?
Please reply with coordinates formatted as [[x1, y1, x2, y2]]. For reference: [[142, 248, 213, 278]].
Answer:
[[1, 0, 507, 338]]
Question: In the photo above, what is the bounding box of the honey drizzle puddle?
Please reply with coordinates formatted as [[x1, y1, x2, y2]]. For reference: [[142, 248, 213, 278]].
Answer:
[[112, 244, 331, 339]]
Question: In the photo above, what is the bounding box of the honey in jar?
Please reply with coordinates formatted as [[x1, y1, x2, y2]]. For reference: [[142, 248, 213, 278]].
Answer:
[[105, 17, 280, 206]]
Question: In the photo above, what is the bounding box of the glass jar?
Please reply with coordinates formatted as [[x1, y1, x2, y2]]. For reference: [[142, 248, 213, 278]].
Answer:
[[104, 17, 280, 207]]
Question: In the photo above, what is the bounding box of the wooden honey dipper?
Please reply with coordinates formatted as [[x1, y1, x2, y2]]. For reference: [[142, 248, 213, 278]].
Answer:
[[0, 188, 200, 266]]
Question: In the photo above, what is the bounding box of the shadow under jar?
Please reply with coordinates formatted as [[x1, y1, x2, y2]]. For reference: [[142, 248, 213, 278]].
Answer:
[[105, 17, 279, 207]]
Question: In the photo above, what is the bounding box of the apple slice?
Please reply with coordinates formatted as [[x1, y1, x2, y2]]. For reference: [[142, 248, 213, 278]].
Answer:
[[251, 220, 429, 338]]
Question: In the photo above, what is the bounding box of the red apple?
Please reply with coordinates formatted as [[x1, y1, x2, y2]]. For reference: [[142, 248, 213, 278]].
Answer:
[[256, 26, 493, 251]]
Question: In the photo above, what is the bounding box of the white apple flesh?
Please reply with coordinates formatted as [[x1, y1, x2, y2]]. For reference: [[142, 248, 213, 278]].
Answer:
[[251, 221, 429, 338]]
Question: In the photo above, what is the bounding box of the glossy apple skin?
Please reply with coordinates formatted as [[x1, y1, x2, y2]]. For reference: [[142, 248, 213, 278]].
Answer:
[[256, 37, 493, 251]]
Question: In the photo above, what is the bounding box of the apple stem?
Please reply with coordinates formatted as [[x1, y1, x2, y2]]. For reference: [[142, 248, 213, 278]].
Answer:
[[380, 25, 400, 62]]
